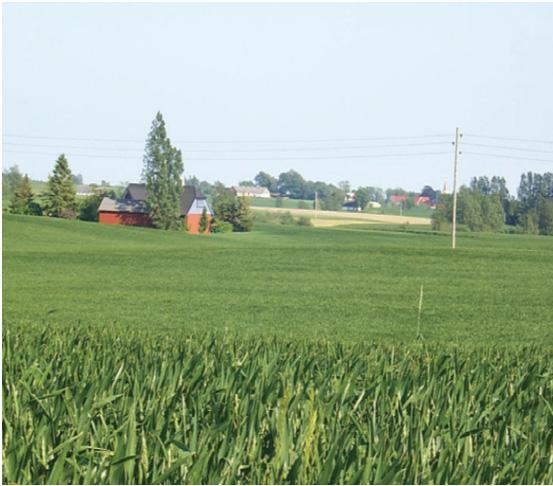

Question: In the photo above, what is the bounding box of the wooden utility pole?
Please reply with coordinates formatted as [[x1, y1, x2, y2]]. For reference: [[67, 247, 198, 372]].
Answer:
[[315, 190, 319, 219], [451, 127, 461, 250]]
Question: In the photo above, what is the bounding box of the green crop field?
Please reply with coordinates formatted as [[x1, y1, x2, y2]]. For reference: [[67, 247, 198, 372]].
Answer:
[[3, 214, 553, 484], [364, 204, 434, 218], [249, 196, 314, 209]]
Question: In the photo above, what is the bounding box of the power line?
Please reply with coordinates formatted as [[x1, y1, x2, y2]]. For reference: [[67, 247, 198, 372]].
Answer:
[[3, 132, 452, 145], [463, 151, 553, 163], [3, 148, 451, 161], [464, 133, 553, 145], [463, 142, 553, 154], [3, 140, 452, 153]]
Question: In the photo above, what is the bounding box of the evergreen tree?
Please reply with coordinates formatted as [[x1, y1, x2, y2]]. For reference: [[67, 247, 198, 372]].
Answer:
[[45, 154, 76, 218], [199, 207, 209, 233], [142, 112, 184, 230], [9, 174, 35, 215]]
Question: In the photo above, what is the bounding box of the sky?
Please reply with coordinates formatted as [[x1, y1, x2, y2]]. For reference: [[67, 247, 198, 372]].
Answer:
[[3, 2, 553, 193]]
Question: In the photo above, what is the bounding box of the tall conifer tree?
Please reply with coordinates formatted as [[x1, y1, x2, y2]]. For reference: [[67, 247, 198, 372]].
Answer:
[[142, 112, 184, 230], [9, 174, 34, 215], [45, 154, 76, 217]]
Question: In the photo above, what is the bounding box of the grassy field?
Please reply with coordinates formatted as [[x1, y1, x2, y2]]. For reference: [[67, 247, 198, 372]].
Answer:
[[248, 196, 434, 218], [4, 214, 551, 343], [365, 204, 434, 218], [249, 196, 314, 209], [3, 215, 553, 484]]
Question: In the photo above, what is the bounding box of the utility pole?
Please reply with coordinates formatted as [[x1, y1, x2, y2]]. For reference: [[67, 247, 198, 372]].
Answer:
[[451, 127, 462, 250], [315, 190, 319, 219]]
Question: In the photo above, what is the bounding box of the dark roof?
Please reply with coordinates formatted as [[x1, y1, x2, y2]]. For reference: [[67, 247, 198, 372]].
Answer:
[[122, 183, 147, 200], [98, 197, 149, 213], [342, 200, 359, 208], [118, 183, 206, 215]]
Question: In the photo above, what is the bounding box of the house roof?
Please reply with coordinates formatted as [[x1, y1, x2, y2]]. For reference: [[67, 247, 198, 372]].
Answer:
[[111, 183, 206, 215], [232, 186, 270, 195], [76, 184, 93, 193], [98, 197, 149, 213]]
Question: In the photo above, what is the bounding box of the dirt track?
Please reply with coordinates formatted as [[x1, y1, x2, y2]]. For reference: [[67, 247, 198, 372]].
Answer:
[[252, 206, 431, 226]]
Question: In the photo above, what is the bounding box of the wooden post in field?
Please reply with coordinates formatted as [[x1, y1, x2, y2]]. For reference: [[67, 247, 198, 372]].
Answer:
[[451, 127, 462, 250]]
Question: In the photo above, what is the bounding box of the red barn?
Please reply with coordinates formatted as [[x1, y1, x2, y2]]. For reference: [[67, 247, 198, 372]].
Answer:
[[390, 194, 408, 204], [99, 184, 213, 234]]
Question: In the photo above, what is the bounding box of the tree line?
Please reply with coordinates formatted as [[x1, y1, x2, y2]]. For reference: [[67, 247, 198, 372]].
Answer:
[[5, 112, 253, 233], [186, 170, 439, 211], [432, 173, 553, 235]]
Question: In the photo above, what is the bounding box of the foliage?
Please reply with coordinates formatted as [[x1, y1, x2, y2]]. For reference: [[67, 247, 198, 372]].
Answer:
[[238, 180, 255, 187], [199, 207, 209, 233], [209, 219, 233, 233], [2, 165, 24, 196], [433, 172, 552, 235], [536, 196, 553, 235], [78, 193, 104, 222], [9, 175, 41, 215], [44, 154, 76, 218], [277, 170, 305, 199], [212, 191, 253, 232], [254, 171, 278, 193], [320, 186, 346, 211], [3, 323, 553, 484], [72, 173, 83, 185], [278, 211, 295, 225], [142, 112, 184, 230], [296, 216, 312, 226]]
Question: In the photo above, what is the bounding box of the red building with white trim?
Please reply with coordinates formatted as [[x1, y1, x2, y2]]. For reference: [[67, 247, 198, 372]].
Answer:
[[98, 184, 213, 234]]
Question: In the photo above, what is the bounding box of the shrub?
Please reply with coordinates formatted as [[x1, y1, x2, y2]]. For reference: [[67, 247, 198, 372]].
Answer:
[[199, 207, 209, 233], [278, 211, 295, 225], [210, 219, 233, 233], [296, 216, 312, 226], [78, 194, 103, 221]]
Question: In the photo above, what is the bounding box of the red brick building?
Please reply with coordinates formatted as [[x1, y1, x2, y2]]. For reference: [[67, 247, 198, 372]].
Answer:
[[99, 184, 213, 234]]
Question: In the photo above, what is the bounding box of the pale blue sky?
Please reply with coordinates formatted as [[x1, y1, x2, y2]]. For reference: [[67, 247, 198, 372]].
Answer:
[[3, 3, 553, 192]]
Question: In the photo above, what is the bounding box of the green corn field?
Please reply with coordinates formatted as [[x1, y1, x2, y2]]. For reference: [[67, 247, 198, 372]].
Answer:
[[3, 323, 553, 484]]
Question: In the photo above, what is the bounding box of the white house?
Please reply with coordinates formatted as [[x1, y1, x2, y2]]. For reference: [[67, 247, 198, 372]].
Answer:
[[232, 186, 271, 198], [76, 184, 94, 196]]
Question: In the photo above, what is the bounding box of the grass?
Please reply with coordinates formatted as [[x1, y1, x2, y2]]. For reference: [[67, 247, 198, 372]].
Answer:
[[249, 196, 314, 209], [3, 215, 553, 484], [365, 204, 434, 218], [3, 214, 552, 344]]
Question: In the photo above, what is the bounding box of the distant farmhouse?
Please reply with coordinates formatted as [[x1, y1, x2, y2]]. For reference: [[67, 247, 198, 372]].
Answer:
[[232, 186, 271, 198], [342, 200, 361, 212], [390, 195, 408, 205], [415, 196, 434, 207], [98, 183, 213, 234], [76, 184, 95, 196]]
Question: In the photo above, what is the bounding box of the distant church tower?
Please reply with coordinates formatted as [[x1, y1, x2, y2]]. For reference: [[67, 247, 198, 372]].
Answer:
[[442, 180, 448, 194]]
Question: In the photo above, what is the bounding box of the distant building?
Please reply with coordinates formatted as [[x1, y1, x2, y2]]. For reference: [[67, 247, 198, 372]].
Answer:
[[232, 186, 271, 198], [390, 195, 408, 204], [76, 184, 94, 196], [342, 200, 361, 212], [415, 196, 433, 207], [98, 183, 213, 234]]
